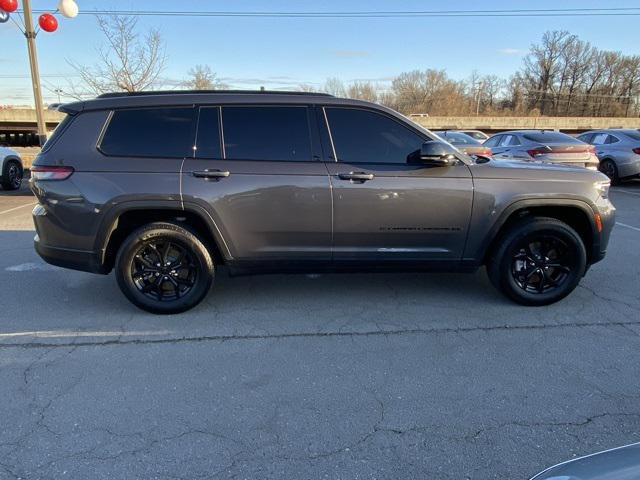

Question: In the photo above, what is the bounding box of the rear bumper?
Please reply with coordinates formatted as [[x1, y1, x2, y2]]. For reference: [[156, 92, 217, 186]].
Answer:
[[34, 234, 105, 274], [618, 158, 640, 179]]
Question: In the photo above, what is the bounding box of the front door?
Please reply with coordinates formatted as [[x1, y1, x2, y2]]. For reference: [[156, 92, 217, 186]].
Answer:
[[181, 105, 332, 263], [321, 106, 473, 262]]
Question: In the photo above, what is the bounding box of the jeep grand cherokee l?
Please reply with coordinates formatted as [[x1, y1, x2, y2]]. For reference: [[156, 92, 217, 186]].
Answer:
[[30, 91, 615, 314]]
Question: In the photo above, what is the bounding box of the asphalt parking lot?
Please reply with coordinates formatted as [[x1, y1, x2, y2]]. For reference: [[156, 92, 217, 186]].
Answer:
[[1, 179, 639, 479]]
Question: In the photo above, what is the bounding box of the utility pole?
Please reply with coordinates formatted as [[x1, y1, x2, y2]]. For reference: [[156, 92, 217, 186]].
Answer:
[[475, 82, 483, 116], [22, 0, 47, 146]]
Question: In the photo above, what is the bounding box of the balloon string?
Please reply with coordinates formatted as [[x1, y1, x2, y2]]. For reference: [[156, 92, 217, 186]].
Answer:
[[9, 13, 25, 34]]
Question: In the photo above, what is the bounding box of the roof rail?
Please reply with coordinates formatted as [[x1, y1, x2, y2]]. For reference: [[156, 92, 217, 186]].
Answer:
[[96, 90, 334, 99]]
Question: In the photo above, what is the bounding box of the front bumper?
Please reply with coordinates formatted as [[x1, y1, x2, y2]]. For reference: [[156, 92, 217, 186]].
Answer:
[[591, 199, 616, 264]]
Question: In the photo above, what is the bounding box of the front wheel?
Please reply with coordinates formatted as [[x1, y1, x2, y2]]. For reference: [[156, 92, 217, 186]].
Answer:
[[1, 160, 23, 190], [487, 217, 587, 306], [115, 222, 214, 314]]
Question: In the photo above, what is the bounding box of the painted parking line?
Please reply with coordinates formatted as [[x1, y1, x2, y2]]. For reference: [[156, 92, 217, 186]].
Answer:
[[616, 222, 640, 233], [0, 201, 37, 215], [616, 189, 640, 198]]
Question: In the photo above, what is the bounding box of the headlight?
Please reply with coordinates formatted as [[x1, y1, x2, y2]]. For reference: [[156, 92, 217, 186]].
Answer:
[[595, 180, 610, 199]]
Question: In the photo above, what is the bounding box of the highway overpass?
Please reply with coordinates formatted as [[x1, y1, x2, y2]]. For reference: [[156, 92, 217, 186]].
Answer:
[[2, 108, 640, 146]]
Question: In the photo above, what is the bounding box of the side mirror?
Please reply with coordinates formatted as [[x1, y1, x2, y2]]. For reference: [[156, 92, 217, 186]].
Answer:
[[417, 141, 458, 166]]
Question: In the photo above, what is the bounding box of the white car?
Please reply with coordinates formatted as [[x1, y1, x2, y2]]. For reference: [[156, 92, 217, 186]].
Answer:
[[0, 146, 23, 190]]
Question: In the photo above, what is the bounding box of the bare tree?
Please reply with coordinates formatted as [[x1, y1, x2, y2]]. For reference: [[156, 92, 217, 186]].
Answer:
[[347, 81, 379, 102], [68, 15, 166, 96], [323, 77, 347, 97], [184, 65, 226, 90]]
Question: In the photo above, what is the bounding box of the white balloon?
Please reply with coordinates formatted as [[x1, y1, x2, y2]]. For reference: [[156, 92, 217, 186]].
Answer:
[[58, 0, 78, 18]]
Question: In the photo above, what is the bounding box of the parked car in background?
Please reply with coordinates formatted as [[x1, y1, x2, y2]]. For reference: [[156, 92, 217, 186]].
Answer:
[[484, 130, 599, 170], [0, 146, 23, 190], [31, 91, 614, 313], [434, 131, 492, 158], [458, 130, 490, 143], [577, 129, 640, 184], [530, 442, 640, 479]]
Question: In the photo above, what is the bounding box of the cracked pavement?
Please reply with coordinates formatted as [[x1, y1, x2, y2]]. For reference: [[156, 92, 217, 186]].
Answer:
[[0, 181, 639, 479]]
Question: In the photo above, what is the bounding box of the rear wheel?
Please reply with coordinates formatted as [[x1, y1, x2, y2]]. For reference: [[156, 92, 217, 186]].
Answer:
[[599, 159, 619, 185], [115, 222, 214, 314], [1, 160, 23, 190], [487, 217, 586, 306]]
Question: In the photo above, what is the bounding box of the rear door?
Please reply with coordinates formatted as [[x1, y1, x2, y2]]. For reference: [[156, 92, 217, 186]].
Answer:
[[181, 105, 332, 263], [321, 106, 473, 262]]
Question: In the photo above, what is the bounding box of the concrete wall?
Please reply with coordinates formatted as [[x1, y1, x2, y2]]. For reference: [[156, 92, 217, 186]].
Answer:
[[411, 116, 640, 133], [2, 108, 640, 145]]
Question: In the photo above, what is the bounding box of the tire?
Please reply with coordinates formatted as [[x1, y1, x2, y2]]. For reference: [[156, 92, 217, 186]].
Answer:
[[487, 217, 587, 306], [115, 222, 214, 314], [1, 160, 23, 190], [599, 159, 619, 185]]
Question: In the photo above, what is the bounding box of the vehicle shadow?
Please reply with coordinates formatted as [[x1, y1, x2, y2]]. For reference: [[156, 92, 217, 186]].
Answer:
[[1, 227, 626, 348]]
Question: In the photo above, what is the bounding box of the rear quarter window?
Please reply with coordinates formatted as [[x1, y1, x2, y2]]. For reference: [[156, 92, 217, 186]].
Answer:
[[41, 114, 74, 153], [99, 107, 196, 158]]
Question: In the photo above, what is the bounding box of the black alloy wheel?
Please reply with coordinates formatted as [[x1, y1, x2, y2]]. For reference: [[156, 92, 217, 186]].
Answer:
[[131, 240, 198, 302], [487, 217, 587, 306], [116, 222, 214, 314], [511, 234, 574, 294], [1, 161, 22, 190]]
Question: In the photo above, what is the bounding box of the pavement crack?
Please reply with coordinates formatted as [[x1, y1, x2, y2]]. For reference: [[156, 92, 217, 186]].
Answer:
[[4, 319, 640, 349]]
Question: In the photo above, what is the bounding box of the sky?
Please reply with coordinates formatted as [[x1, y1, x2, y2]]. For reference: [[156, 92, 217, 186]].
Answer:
[[1, 0, 639, 105]]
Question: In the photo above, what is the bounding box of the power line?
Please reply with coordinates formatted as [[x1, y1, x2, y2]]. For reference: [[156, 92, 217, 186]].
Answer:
[[22, 7, 640, 18]]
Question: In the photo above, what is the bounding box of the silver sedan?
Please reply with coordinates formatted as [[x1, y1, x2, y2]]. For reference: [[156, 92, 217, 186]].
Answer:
[[577, 129, 640, 184], [530, 442, 640, 480], [484, 130, 600, 170]]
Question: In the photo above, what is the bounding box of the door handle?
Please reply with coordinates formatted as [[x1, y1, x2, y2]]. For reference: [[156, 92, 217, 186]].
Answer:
[[337, 172, 374, 183], [192, 169, 230, 180]]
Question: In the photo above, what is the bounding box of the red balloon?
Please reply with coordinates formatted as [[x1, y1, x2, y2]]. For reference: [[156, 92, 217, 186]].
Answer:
[[38, 13, 58, 32], [0, 0, 18, 13]]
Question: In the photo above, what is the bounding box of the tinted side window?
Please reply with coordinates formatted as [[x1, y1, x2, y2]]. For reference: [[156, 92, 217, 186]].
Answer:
[[591, 133, 609, 145], [508, 135, 521, 146], [606, 135, 620, 144], [577, 133, 593, 144], [195, 107, 222, 159], [484, 136, 501, 148], [222, 106, 312, 161], [326, 107, 424, 164], [100, 107, 196, 158], [499, 135, 513, 147]]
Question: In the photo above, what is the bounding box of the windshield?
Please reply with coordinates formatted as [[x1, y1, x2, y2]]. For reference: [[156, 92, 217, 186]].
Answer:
[[523, 132, 582, 144], [437, 132, 480, 145]]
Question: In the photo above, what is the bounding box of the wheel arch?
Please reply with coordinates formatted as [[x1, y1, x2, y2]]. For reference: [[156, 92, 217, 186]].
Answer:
[[1, 155, 23, 174], [96, 202, 232, 273], [478, 199, 599, 266]]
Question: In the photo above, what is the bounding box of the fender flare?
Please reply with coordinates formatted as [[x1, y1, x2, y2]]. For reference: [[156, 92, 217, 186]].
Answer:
[[94, 200, 233, 269], [472, 197, 599, 263]]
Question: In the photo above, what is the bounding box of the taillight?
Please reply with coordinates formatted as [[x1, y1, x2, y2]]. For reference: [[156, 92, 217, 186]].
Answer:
[[587, 145, 597, 154], [527, 148, 547, 157], [30, 165, 74, 181], [633, 147, 640, 155], [481, 148, 492, 157]]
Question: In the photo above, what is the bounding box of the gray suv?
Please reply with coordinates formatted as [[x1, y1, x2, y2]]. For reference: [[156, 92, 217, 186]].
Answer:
[[30, 91, 615, 314]]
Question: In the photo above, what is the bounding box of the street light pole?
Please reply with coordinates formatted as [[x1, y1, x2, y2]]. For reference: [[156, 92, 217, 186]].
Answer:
[[22, 0, 48, 146]]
